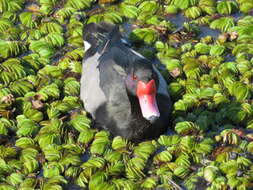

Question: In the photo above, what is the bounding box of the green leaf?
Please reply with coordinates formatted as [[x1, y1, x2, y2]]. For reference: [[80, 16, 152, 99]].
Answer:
[[210, 45, 225, 56], [231, 82, 250, 101], [78, 129, 95, 144], [120, 4, 138, 18], [64, 0, 92, 10], [19, 12, 38, 28], [141, 177, 157, 189], [195, 43, 210, 54], [217, 1, 238, 15], [15, 137, 35, 148], [184, 6, 202, 19], [134, 141, 156, 160], [174, 166, 190, 178], [210, 17, 235, 32], [112, 136, 129, 151], [175, 121, 199, 135], [130, 28, 158, 44], [138, 1, 158, 15], [204, 166, 218, 182], [70, 114, 91, 132], [154, 150, 173, 163], [90, 131, 110, 155], [6, 173, 24, 186]]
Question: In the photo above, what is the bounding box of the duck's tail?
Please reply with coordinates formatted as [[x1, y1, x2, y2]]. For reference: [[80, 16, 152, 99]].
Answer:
[[83, 22, 121, 53]]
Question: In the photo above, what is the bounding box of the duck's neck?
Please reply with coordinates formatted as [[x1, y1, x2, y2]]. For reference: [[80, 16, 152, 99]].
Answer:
[[127, 94, 144, 118]]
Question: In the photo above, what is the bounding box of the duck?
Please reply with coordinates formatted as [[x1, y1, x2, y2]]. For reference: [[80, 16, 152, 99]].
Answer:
[[80, 22, 171, 141]]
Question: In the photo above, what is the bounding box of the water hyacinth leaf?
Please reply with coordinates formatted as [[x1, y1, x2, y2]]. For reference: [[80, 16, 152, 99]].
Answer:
[[64, 78, 80, 96], [19, 12, 38, 28], [19, 177, 36, 189], [153, 150, 173, 163], [106, 161, 125, 176], [24, 108, 43, 122], [42, 144, 61, 161], [38, 83, 60, 101], [174, 166, 190, 178], [16, 117, 38, 137], [37, 133, 61, 148], [195, 43, 210, 54], [43, 33, 65, 47], [39, 22, 63, 34], [23, 159, 39, 174], [138, 1, 158, 15], [90, 131, 110, 155], [210, 45, 225, 56], [210, 17, 235, 32], [70, 114, 91, 132], [173, 0, 195, 10], [126, 157, 146, 179], [238, 1, 253, 13], [220, 129, 240, 145], [0, 40, 26, 59], [15, 137, 35, 148], [158, 135, 180, 146], [43, 164, 61, 178], [141, 177, 157, 189], [184, 6, 202, 19], [65, 0, 92, 10], [104, 12, 123, 24], [88, 171, 108, 190], [230, 82, 250, 101], [130, 28, 158, 44], [165, 5, 179, 14], [175, 121, 199, 135], [85, 157, 106, 169], [20, 148, 38, 162], [133, 141, 156, 160], [217, 1, 238, 15], [78, 129, 95, 144], [6, 173, 24, 186], [204, 166, 218, 182], [112, 136, 128, 151]]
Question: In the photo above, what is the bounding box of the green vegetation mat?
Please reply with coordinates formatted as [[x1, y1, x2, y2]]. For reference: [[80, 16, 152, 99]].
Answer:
[[0, 0, 253, 189]]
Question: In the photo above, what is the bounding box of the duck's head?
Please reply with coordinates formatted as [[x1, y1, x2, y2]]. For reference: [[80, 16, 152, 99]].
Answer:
[[125, 59, 160, 123]]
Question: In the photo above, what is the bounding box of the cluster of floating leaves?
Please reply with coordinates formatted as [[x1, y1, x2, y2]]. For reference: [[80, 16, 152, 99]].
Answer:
[[0, 0, 253, 189]]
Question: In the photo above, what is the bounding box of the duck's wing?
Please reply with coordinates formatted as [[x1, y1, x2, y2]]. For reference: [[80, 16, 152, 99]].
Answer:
[[80, 52, 107, 118], [80, 22, 129, 119]]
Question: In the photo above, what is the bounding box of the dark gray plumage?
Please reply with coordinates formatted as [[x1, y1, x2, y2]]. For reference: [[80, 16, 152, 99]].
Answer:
[[80, 22, 171, 141]]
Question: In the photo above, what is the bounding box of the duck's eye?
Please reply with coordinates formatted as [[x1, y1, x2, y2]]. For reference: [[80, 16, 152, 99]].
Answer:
[[132, 75, 138, 80]]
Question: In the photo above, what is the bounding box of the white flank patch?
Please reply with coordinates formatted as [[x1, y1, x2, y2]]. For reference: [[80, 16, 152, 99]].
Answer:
[[84, 41, 91, 51]]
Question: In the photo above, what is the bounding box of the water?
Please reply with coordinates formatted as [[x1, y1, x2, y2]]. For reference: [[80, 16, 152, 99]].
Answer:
[[167, 13, 188, 28], [198, 26, 220, 38]]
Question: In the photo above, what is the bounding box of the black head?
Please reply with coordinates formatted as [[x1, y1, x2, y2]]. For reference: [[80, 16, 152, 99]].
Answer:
[[125, 59, 160, 123], [125, 59, 158, 95]]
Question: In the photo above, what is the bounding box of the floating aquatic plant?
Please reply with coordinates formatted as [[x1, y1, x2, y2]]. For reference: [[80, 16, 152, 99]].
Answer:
[[0, 0, 253, 190]]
